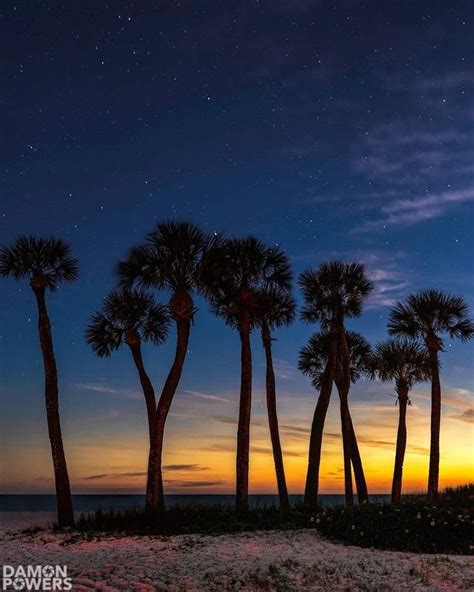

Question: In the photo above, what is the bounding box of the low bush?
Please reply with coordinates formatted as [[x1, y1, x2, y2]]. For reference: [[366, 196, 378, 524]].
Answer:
[[313, 497, 472, 554], [74, 484, 473, 554]]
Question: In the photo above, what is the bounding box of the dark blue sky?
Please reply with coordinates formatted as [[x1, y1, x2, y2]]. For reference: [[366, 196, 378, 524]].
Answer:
[[1, 1, 473, 493]]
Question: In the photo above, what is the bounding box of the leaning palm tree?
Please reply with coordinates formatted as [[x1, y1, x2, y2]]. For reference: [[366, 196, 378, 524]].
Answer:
[[298, 330, 371, 503], [367, 339, 431, 504], [299, 261, 373, 507], [85, 288, 170, 444], [118, 221, 213, 513], [257, 287, 296, 510], [388, 290, 473, 500], [0, 236, 77, 527], [201, 237, 292, 511]]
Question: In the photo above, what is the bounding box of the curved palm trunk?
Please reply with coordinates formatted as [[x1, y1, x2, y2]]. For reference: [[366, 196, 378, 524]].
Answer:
[[336, 327, 354, 506], [261, 325, 290, 511], [304, 329, 338, 508], [236, 310, 252, 512], [128, 341, 156, 445], [427, 343, 441, 502], [145, 317, 190, 513], [335, 381, 368, 504], [32, 286, 74, 528], [392, 386, 408, 505]]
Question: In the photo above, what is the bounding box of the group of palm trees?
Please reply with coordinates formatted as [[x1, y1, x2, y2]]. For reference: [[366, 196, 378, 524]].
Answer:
[[1, 222, 472, 528]]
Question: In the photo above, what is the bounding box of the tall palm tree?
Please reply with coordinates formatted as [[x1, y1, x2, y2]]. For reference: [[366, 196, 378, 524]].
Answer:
[[298, 330, 371, 503], [201, 237, 292, 511], [299, 261, 373, 507], [118, 221, 213, 513], [0, 236, 78, 527], [388, 290, 473, 500], [257, 287, 296, 510], [85, 288, 170, 444], [367, 339, 431, 504]]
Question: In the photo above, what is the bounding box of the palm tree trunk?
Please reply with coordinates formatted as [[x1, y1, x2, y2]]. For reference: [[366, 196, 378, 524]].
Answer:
[[336, 382, 368, 503], [145, 317, 190, 513], [304, 330, 337, 508], [236, 310, 252, 512], [128, 341, 156, 445], [336, 327, 353, 506], [338, 388, 354, 506], [32, 286, 74, 528], [427, 345, 441, 502], [392, 386, 408, 505], [262, 325, 290, 511]]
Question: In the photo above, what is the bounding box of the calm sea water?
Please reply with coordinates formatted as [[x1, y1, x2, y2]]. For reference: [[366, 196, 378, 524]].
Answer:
[[0, 494, 390, 512]]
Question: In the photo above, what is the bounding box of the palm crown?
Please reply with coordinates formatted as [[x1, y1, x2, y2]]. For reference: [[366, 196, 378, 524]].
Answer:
[[257, 287, 296, 331], [0, 236, 79, 290], [201, 237, 292, 328], [299, 261, 374, 327], [298, 330, 371, 389], [366, 339, 431, 391], [388, 289, 474, 346], [86, 288, 170, 357], [118, 221, 214, 293]]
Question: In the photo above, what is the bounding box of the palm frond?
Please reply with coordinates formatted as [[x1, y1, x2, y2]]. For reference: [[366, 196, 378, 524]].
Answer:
[[388, 289, 473, 343], [368, 339, 431, 389], [118, 221, 210, 293], [201, 236, 293, 329], [0, 236, 79, 289], [256, 287, 296, 330], [298, 260, 373, 327], [298, 330, 371, 389], [86, 288, 170, 356]]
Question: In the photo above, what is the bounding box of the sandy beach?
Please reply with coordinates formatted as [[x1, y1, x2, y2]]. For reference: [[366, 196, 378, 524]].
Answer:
[[1, 512, 473, 591]]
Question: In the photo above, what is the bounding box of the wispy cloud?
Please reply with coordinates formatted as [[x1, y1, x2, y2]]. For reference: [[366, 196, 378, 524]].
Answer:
[[272, 358, 298, 380], [357, 186, 474, 232], [74, 382, 142, 400], [163, 464, 210, 472], [169, 480, 224, 488], [183, 390, 232, 404], [449, 409, 474, 423], [83, 471, 147, 481]]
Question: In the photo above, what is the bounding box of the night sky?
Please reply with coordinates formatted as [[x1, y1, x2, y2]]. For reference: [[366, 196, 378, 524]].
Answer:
[[1, 1, 473, 494]]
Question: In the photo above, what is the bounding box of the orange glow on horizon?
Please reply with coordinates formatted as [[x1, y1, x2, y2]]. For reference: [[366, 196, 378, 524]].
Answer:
[[2, 383, 472, 496]]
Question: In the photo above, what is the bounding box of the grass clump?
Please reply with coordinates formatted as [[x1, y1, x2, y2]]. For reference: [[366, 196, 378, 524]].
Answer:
[[76, 503, 314, 536], [75, 484, 473, 554]]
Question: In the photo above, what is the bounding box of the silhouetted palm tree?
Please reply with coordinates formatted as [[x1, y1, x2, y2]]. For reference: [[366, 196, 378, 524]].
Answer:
[[118, 221, 213, 512], [299, 261, 373, 507], [201, 237, 292, 511], [85, 288, 170, 443], [257, 287, 296, 510], [388, 290, 473, 500], [0, 236, 78, 527], [367, 339, 431, 504], [298, 330, 371, 503]]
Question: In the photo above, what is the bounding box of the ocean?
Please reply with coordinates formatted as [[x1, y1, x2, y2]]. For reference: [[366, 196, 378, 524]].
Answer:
[[0, 494, 390, 512]]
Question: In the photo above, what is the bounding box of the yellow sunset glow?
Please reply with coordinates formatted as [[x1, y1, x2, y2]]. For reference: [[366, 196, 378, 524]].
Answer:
[[2, 383, 472, 495]]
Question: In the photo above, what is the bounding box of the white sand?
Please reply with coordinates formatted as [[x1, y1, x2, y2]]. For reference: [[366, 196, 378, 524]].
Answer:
[[1, 512, 472, 591]]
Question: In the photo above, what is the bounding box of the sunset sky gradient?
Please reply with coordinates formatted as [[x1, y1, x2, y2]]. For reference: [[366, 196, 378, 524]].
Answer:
[[1, 1, 473, 494]]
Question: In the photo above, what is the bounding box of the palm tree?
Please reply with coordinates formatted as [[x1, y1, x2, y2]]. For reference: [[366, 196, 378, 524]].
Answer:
[[118, 221, 213, 513], [201, 237, 292, 511], [299, 261, 373, 507], [85, 288, 170, 444], [298, 330, 371, 503], [367, 339, 431, 504], [0, 236, 78, 527], [257, 287, 296, 510], [388, 290, 473, 500]]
